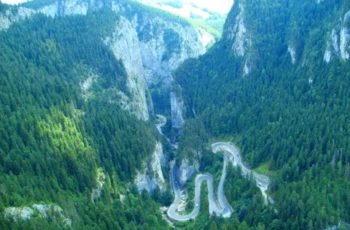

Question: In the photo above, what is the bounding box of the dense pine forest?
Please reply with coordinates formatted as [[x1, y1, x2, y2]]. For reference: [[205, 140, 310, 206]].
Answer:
[[0, 7, 168, 229], [1, 0, 350, 229], [175, 0, 350, 229]]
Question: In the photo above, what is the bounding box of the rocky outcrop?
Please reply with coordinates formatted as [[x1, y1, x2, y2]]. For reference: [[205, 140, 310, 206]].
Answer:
[[222, 0, 252, 76], [4, 203, 71, 226], [324, 10, 350, 62], [288, 44, 297, 64], [134, 15, 207, 87], [135, 173, 158, 193], [91, 168, 106, 203], [151, 142, 166, 187], [38, 0, 88, 17], [135, 141, 166, 193], [1, 0, 209, 121], [324, 222, 350, 230], [170, 90, 185, 130], [243, 60, 251, 76], [223, 0, 249, 57], [104, 2, 208, 119], [80, 70, 98, 100], [104, 16, 150, 120], [36, 0, 108, 17], [231, 6, 248, 57], [0, 7, 34, 31], [340, 27, 350, 60], [178, 158, 198, 186], [37, 0, 209, 87]]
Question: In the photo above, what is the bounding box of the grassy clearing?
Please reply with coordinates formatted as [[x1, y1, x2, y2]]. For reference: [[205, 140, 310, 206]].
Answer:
[[254, 161, 276, 177]]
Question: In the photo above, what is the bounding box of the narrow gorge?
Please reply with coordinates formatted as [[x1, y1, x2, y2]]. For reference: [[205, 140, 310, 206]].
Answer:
[[1, 0, 350, 229]]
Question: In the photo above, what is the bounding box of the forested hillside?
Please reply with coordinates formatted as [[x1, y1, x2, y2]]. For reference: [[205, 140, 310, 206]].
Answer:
[[175, 0, 350, 229], [0, 8, 168, 229], [1, 0, 350, 229]]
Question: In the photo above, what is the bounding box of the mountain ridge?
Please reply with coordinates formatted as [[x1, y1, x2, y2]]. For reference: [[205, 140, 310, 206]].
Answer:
[[0, 0, 350, 229], [173, 0, 350, 228]]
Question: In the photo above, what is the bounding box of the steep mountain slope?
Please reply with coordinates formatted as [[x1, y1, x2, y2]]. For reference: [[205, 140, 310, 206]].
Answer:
[[0, 9, 172, 229], [2, 0, 350, 229], [174, 0, 350, 229], [0, 0, 216, 228], [1, 0, 211, 117]]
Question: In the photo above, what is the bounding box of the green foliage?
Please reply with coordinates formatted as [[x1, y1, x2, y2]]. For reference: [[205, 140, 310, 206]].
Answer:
[[0, 10, 167, 229], [175, 0, 350, 229], [84, 100, 156, 181], [223, 166, 275, 228], [177, 119, 209, 162], [189, 15, 225, 39], [125, 0, 190, 29]]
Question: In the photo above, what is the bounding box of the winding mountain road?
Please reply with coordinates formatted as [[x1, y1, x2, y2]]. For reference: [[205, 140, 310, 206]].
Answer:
[[154, 114, 270, 222], [212, 143, 271, 203], [167, 142, 271, 222]]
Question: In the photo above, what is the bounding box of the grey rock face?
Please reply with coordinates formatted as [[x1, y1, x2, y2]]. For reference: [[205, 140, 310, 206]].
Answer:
[[135, 16, 208, 87], [222, 0, 252, 76], [104, 16, 150, 120], [135, 141, 166, 193], [91, 168, 106, 203], [0, 7, 34, 31], [135, 173, 159, 193], [178, 158, 198, 186], [4, 203, 71, 226], [288, 44, 297, 64], [324, 10, 350, 62], [223, 0, 249, 57], [1, 0, 209, 121], [170, 91, 185, 130]]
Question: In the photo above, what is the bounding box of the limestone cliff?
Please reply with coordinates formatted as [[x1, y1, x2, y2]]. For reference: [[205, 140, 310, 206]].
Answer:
[[0, 0, 209, 121], [220, 0, 350, 78], [324, 10, 350, 62], [222, 0, 251, 76], [135, 141, 166, 193], [0, 7, 34, 30]]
